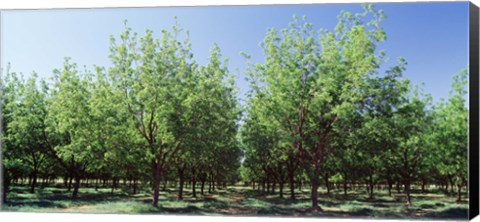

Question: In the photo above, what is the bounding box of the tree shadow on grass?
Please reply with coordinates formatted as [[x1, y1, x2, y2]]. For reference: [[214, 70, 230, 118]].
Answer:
[[356, 197, 398, 204], [5, 200, 65, 209], [6, 187, 147, 211], [372, 203, 389, 208], [419, 203, 445, 209], [424, 207, 468, 219], [257, 206, 293, 216], [159, 205, 211, 215]]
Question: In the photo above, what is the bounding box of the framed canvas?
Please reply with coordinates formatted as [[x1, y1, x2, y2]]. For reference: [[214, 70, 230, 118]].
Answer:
[[0, 0, 479, 221]]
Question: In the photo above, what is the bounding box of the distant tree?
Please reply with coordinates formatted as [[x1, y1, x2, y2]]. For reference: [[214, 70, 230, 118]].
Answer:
[[431, 69, 468, 202], [5, 73, 50, 193], [391, 86, 432, 206], [48, 58, 96, 198], [354, 59, 409, 199], [1, 67, 27, 203]]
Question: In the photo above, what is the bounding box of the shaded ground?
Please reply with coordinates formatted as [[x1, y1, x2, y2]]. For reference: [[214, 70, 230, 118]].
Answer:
[[2, 184, 468, 219]]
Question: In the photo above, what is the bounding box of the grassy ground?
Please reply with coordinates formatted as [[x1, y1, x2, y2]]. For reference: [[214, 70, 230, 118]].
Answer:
[[2, 184, 468, 219]]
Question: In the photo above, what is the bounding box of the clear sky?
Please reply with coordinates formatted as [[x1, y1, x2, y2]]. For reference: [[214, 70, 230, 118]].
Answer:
[[0, 2, 469, 104]]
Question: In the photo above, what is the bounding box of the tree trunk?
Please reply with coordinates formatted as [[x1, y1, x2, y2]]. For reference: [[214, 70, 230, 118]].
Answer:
[[63, 175, 69, 188], [421, 178, 426, 194], [68, 175, 73, 192], [111, 177, 117, 194], [387, 179, 393, 197], [404, 177, 412, 206], [200, 179, 205, 195], [457, 184, 462, 202], [72, 175, 81, 199], [279, 182, 284, 198], [289, 170, 296, 200], [30, 171, 38, 193], [192, 178, 197, 198], [343, 176, 348, 197], [310, 172, 321, 211], [368, 174, 374, 199], [151, 162, 161, 207], [178, 167, 185, 200], [212, 175, 216, 191], [2, 179, 9, 203], [191, 168, 197, 198], [208, 179, 212, 193]]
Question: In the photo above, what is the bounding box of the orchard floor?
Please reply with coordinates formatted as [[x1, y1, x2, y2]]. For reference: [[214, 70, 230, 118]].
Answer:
[[2, 184, 469, 219]]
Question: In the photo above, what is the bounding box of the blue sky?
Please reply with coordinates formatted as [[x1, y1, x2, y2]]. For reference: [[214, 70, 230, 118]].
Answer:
[[1, 2, 469, 104]]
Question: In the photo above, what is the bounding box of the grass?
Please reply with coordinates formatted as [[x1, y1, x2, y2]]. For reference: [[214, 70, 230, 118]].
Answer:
[[1, 183, 469, 219]]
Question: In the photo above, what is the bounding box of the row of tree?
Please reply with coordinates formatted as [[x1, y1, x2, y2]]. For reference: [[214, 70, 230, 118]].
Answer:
[[239, 5, 468, 211], [1, 5, 468, 211], [1, 21, 241, 207]]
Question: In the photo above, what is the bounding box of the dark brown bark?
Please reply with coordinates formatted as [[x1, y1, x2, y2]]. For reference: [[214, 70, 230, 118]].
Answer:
[[178, 166, 185, 200], [368, 174, 374, 199], [310, 173, 321, 211], [449, 175, 455, 193], [72, 175, 81, 199], [151, 161, 162, 207], [63, 175, 68, 188], [30, 171, 38, 193], [421, 178, 426, 194], [387, 180, 393, 197], [286, 155, 298, 200], [404, 177, 412, 206], [289, 171, 296, 200], [279, 182, 284, 198], [199, 173, 206, 195], [456, 184, 462, 202], [67, 175, 73, 192], [192, 178, 197, 198], [200, 180, 205, 195], [2, 177, 9, 204], [211, 174, 216, 191], [208, 179, 212, 193]]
